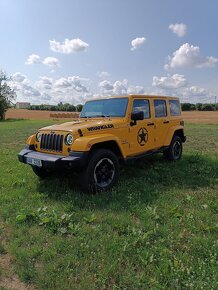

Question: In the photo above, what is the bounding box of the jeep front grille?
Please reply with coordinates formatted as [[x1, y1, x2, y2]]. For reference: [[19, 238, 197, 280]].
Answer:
[[40, 133, 64, 152]]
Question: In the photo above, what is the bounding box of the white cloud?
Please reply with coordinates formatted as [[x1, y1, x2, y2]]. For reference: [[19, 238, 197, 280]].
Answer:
[[131, 37, 146, 51], [25, 54, 60, 68], [39, 76, 53, 85], [21, 83, 41, 98], [99, 80, 114, 92], [40, 93, 52, 101], [127, 86, 145, 94], [49, 38, 89, 54], [99, 79, 144, 96], [35, 77, 53, 90], [42, 57, 59, 67], [169, 23, 187, 37], [165, 43, 218, 70], [113, 80, 128, 95], [151, 73, 209, 102], [54, 77, 71, 88], [12, 72, 26, 82], [152, 74, 188, 89], [69, 76, 89, 93], [97, 71, 110, 78], [11, 71, 212, 105], [54, 76, 89, 93], [184, 86, 207, 97], [12, 74, 90, 104], [25, 54, 41, 65]]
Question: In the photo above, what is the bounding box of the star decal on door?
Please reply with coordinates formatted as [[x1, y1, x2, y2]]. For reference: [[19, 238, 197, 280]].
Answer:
[[137, 127, 148, 146]]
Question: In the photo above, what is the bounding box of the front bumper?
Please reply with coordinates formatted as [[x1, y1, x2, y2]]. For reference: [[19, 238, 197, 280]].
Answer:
[[18, 147, 88, 170]]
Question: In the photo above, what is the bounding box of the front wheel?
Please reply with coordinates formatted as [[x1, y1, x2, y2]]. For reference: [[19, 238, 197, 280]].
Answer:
[[163, 135, 183, 161], [80, 149, 119, 193]]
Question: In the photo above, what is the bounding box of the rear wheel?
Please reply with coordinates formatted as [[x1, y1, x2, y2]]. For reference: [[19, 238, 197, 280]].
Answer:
[[31, 166, 52, 179], [80, 149, 119, 193], [163, 135, 182, 161]]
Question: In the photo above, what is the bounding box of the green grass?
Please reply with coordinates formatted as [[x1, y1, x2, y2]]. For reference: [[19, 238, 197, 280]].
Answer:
[[0, 120, 217, 289]]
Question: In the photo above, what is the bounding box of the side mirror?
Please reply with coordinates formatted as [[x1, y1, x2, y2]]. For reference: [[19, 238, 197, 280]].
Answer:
[[130, 111, 144, 126]]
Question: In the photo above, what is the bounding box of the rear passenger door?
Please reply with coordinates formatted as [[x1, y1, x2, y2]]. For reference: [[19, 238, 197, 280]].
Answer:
[[129, 98, 155, 155], [153, 99, 169, 148]]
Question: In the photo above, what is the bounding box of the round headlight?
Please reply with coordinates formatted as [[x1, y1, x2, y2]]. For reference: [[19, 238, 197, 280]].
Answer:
[[65, 134, 73, 145], [36, 132, 42, 142]]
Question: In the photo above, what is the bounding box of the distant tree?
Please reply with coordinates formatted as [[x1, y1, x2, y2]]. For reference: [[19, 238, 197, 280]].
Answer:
[[76, 104, 83, 112], [195, 103, 202, 111], [190, 104, 196, 111], [0, 70, 16, 120], [68, 104, 76, 112], [50, 105, 57, 111], [181, 103, 193, 111], [201, 104, 214, 111]]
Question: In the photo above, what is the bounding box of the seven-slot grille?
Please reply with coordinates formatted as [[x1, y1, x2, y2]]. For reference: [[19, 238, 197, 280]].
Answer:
[[40, 133, 64, 152]]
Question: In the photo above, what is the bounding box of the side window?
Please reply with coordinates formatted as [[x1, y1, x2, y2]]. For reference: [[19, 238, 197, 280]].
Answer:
[[132, 99, 150, 119], [154, 100, 167, 118], [169, 100, 181, 116]]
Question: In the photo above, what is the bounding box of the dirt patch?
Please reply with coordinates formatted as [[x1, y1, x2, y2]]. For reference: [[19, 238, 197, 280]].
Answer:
[[0, 255, 33, 290], [0, 220, 35, 290]]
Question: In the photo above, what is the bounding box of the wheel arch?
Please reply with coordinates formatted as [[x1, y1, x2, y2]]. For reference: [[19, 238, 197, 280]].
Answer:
[[173, 128, 186, 142], [72, 134, 125, 160], [90, 140, 124, 160], [164, 126, 185, 146]]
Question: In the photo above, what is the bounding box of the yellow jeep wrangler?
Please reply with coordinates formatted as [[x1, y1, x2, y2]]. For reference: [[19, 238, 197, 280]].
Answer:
[[18, 95, 186, 192]]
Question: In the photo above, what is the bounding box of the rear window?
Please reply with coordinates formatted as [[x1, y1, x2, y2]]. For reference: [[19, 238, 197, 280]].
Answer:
[[169, 100, 181, 116], [154, 100, 167, 118]]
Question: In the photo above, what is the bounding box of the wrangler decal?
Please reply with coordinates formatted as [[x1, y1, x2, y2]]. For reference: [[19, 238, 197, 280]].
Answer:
[[87, 124, 114, 131]]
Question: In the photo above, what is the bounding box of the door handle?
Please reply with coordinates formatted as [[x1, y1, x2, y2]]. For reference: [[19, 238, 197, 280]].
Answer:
[[163, 120, 169, 124], [147, 122, 154, 126]]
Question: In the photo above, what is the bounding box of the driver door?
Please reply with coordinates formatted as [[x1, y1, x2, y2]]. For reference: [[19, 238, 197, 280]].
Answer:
[[128, 98, 155, 155]]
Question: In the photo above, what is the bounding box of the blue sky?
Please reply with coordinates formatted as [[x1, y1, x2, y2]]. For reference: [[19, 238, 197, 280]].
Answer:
[[1, 0, 218, 104]]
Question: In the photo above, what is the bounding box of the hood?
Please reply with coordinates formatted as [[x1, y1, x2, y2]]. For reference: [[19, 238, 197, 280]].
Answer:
[[39, 118, 126, 134]]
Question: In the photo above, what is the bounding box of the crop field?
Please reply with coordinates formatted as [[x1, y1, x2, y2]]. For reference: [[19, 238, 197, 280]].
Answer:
[[0, 118, 217, 289], [6, 109, 79, 120], [6, 108, 218, 124]]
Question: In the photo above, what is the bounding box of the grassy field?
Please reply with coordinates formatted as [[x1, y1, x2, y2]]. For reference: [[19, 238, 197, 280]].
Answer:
[[0, 120, 217, 290]]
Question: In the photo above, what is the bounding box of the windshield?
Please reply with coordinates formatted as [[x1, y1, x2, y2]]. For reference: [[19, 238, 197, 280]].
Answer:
[[80, 98, 128, 118]]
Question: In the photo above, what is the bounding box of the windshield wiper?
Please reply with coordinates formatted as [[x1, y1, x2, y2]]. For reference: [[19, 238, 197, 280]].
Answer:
[[80, 114, 111, 118], [92, 114, 110, 117]]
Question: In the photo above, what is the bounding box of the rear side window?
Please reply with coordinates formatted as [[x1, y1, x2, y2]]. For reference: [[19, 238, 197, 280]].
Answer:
[[169, 100, 181, 116], [132, 99, 150, 119], [154, 100, 167, 118]]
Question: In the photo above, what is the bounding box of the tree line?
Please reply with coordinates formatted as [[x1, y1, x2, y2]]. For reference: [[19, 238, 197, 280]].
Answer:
[[29, 102, 83, 112], [181, 103, 218, 111]]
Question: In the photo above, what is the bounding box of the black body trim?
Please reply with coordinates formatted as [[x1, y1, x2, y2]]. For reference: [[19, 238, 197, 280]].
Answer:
[[18, 148, 88, 170], [125, 146, 169, 163]]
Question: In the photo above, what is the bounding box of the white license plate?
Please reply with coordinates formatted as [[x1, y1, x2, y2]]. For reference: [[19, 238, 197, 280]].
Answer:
[[26, 157, 42, 167]]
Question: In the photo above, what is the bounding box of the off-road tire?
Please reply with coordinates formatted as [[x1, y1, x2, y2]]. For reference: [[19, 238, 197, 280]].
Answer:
[[31, 166, 52, 179], [163, 135, 183, 161], [80, 149, 119, 193]]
